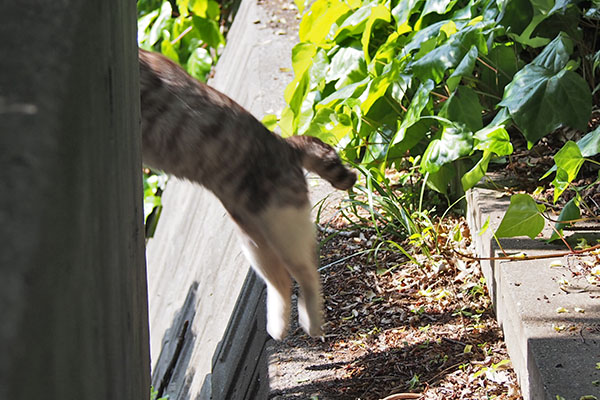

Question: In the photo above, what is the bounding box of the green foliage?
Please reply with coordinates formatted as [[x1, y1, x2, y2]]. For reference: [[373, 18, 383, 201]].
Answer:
[[150, 386, 169, 400], [275, 0, 597, 202], [495, 194, 546, 239], [137, 0, 225, 82], [494, 128, 600, 241], [143, 170, 167, 236]]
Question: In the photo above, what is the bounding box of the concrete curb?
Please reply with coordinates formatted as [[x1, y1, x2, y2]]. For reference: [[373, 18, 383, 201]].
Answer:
[[467, 187, 600, 400]]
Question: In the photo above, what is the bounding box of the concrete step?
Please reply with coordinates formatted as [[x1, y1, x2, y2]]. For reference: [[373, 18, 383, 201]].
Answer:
[[467, 187, 600, 400]]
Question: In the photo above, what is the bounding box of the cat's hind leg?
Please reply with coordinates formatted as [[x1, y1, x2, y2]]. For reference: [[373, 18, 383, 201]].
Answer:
[[238, 230, 293, 340], [259, 203, 323, 338]]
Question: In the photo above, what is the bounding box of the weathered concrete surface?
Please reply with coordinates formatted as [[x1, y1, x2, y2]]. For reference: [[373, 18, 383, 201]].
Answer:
[[467, 187, 600, 400], [0, 1, 150, 399]]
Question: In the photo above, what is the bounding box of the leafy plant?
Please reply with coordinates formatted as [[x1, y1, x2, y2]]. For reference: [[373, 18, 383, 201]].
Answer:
[[143, 170, 167, 237], [494, 129, 600, 242], [138, 0, 225, 81], [150, 386, 169, 400], [273, 0, 598, 203]]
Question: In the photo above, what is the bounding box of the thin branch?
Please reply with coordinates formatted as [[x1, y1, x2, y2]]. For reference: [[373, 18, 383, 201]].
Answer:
[[453, 243, 600, 262]]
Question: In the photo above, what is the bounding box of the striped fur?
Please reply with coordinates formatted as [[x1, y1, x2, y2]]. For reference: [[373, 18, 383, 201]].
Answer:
[[139, 49, 356, 339]]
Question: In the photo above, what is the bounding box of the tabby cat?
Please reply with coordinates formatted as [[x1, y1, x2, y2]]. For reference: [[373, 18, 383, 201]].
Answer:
[[139, 49, 356, 340]]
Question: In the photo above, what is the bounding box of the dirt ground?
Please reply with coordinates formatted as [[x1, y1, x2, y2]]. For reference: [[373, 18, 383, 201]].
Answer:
[[268, 206, 523, 399]]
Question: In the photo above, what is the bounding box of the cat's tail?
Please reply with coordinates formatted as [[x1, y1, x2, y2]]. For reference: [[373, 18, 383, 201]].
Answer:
[[285, 135, 356, 190]]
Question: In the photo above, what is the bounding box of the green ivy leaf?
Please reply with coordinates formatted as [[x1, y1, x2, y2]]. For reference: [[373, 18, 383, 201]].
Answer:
[[495, 194, 546, 239], [479, 45, 520, 98], [361, 4, 391, 64], [554, 140, 585, 182], [499, 65, 591, 143], [426, 164, 455, 195], [551, 141, 585, 202], [391, 0, 420, 29], [148, 1, 173, 47], [473, 125, 513, 155], [160, 31, 180, 63], [300, 0, 351, 44], [498, 0, 533, 35], [137, 9, 160, 48], [262, 114, 279, 131], [576, 126, 600, 157], [420, 122, 473, 174], [290, 42, 318, 77], [318, 77, 370, 108], [447, 45, 478, 92], [326, 45, 367, 87], [532, 32, 573, 73], [541, 127, 600, 180], [552, 168, 570, 202], [392, 79, 434, 146], [461, 151, 491, 190], [411, 25, 486, 83], [422, 0, 458, 17], [549, 197, 580, 241], [461, 125, 513, 190], [191, 16, 224, 50], [335, 1, 375, 41], [186, 47, 212, 80], [361, 63, 398, 114], [439, 86, 483, 132]]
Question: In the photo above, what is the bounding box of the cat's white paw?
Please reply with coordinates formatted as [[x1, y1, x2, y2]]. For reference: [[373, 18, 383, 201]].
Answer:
[[266, 314, 288, 340], [298, 299, 323, 337], [266, 287, 290, 340]]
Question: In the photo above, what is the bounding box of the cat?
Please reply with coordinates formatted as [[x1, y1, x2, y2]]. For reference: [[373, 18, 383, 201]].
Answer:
[[139, 49, 356, 340]]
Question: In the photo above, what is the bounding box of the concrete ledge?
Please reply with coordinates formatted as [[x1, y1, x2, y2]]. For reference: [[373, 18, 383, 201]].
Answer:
[[467, 187, 600, 400]]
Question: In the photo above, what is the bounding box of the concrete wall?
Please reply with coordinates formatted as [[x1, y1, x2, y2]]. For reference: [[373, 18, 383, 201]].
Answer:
[[0, 2, 150, 399]]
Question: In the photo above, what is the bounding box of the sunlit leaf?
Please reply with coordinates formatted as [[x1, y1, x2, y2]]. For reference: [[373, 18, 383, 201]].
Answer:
[[411, 25, 486, 83], [421, 122, 473, 174], [361, 4, 391, 63], [495, 194, 545, 239], [326, 45, 367, 87], [148, 1, 173, 46], [186, 47, 212, 80], [391, 79, 434, 146], [554, 141, 585, 182], [422, 0, 458, 17], [447, 45, 477, 91], [300, 0, 351, 44], [461, 151, 491, 190]]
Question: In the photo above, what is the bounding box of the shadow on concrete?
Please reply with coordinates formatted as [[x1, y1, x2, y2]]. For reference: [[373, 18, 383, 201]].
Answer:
[[208, 269, 271, 400], [152, 282, 198, 400], [526, 331, 600, 399]]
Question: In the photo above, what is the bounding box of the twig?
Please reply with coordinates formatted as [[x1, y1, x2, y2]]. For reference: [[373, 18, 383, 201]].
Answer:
[[380, 393, 423, 400], [170, 25, 193, 45], [453, 243, 600, 262]]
